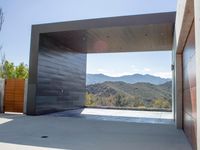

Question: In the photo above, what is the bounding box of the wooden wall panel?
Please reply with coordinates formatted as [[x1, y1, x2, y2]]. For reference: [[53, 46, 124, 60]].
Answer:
[[4, 79, 25, 113], [183, 22, 197, 150]]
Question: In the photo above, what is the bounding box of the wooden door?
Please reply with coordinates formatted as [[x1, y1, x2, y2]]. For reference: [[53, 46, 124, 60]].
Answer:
[[4, 79, 25, 113]]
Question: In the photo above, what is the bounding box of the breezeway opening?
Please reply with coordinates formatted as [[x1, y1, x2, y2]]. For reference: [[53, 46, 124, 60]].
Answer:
[[86, 51, 172, 111], [27, 12, 176, 123]]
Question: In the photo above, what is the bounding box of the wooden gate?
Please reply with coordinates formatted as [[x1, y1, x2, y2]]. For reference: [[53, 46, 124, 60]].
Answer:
[[4, 79, 25, 113]]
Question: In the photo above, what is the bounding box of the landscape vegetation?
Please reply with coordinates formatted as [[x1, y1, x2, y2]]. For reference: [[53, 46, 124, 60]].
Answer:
[[86, 74, 172, 111], [0, 8, 28, 79]]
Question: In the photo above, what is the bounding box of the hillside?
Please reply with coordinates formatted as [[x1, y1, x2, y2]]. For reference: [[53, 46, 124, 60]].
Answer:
[[86, 73, 171, 85], [86, 81, 172, 110]]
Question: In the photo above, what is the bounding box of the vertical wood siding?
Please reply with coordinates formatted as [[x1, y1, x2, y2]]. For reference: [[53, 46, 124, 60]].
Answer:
[[4, 79, 25, 113]]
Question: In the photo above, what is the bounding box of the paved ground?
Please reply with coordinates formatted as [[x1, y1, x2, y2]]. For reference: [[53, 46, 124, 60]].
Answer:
[[0, 112, 192, 150], [49, 108, 174, 124]]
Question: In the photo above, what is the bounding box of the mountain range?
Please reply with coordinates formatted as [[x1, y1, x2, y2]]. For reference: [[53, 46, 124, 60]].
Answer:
[[86, 73, 171, 85], [86, 81, 172, 109]]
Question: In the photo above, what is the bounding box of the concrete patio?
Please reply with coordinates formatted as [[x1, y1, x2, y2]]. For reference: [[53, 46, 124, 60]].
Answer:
[[0, 112, 192, 150], [49, 108, 174, 124]]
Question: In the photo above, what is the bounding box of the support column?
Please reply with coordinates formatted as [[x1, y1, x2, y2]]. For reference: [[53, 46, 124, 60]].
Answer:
[[23, 79, 28, 114], [172, 49, 175, 122], [175, 53, 183, 129], [194, 0, 200, 149], [26, 26, 40, 115]]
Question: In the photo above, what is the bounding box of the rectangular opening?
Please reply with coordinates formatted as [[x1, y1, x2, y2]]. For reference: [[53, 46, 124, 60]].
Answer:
[[85, 51, 173, 121], [28, 12, 176, 118]]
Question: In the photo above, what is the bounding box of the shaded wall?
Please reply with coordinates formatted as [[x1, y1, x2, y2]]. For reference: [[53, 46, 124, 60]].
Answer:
[[0, 79, 5, 113], [35, 36, 86, 114], [183, 22, 197, 150]]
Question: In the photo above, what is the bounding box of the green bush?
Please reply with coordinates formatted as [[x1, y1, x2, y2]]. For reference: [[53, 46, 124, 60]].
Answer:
[[0, 60, 28, 79], [152, 98, 170, 109]]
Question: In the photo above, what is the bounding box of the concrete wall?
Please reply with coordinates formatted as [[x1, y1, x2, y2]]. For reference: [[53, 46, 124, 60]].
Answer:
[[23, 79, 28, 114], [34, 36, 86, 114], [174, 53, 183, 128], [0, 79, 5, 113], [175, 0, 200, 149], [182, 23, 197, 150], [174, 0, 194, 126], [194, 0, 200, 149]]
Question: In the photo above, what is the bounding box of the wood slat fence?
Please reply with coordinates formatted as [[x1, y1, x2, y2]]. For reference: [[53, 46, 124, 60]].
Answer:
[[3, 79, 25, 113]]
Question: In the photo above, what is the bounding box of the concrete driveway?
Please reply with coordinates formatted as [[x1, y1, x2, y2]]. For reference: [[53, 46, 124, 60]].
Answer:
[[0, 113, 192, 150]]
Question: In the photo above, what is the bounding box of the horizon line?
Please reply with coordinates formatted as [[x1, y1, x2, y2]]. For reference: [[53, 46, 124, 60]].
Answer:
[[87, 73, 172, 79]]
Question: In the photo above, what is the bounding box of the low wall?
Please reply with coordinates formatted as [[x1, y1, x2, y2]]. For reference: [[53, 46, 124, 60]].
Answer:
[[0, 79, 28, 113], [0, 79, 5, 113]]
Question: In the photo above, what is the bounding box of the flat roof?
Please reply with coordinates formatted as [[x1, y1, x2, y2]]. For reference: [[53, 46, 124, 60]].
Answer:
[[35, 12, 176, 53]]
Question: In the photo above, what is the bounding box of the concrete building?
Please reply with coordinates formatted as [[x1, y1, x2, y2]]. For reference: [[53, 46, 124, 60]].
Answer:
[[26, 0, 200, 149]]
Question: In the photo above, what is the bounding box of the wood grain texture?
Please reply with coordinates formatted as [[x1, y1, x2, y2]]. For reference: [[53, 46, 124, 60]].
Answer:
[[44, 23, 173, 53], [183, 22, 197, 150], [4, 79, 25, 113]]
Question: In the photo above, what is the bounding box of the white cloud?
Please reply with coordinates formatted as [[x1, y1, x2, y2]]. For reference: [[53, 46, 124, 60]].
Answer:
[[152, 71, 172, 79], [131, 65, 136, 68], [97, 68, 106, 72], [143, 68, 151, 72], [130, 65, 140, 72], [91, 68, 172, 79], [96, 68, 136, 77]]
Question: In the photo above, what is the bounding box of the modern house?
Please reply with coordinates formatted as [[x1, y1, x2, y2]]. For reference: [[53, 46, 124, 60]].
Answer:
[[24, 0, 199, 149]]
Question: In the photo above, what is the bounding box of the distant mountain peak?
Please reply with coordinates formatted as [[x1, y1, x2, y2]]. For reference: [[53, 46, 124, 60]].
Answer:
[[86, 73, 171, 85]]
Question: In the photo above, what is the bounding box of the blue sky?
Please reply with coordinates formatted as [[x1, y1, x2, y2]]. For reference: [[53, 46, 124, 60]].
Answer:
[[87, 51, 172, 78], [0, 0, 176, 78]]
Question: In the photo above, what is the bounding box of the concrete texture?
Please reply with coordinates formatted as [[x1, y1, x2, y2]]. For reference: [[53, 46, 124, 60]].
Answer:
[[194, 0, 200, 149], [182, 23, 197, 150], [175, 0, 199, 148], [23, 79, 28, 114], [175, 0, 194, 53], [174, 54, 183, 129], [173, 0, 194, 130], [0, 79, 5, 113], [49, 108, 174, 124], [0, 113, 192, 150]]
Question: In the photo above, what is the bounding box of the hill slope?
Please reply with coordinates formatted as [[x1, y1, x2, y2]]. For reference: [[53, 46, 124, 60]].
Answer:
[[86, 81, 172, 110]]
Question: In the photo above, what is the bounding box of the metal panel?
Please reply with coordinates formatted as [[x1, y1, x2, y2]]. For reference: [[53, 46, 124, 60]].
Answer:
[[35, 36, 86, 114]]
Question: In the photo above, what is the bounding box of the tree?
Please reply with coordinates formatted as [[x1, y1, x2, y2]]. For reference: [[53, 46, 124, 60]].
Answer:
[[15, 63, 29, 79], [115, 94, 129, 107], [85, 92, 96, 106], [0, 60, 29, 79], [0, 8, 5, 75], [0, 8, 3, 32], [0, 50, 5, 77], [0, 60, 15, 78], [151, 98, 170, 109]]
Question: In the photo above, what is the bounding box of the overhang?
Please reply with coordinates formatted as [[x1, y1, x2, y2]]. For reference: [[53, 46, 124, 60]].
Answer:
[[35, 12, 176, 53]]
